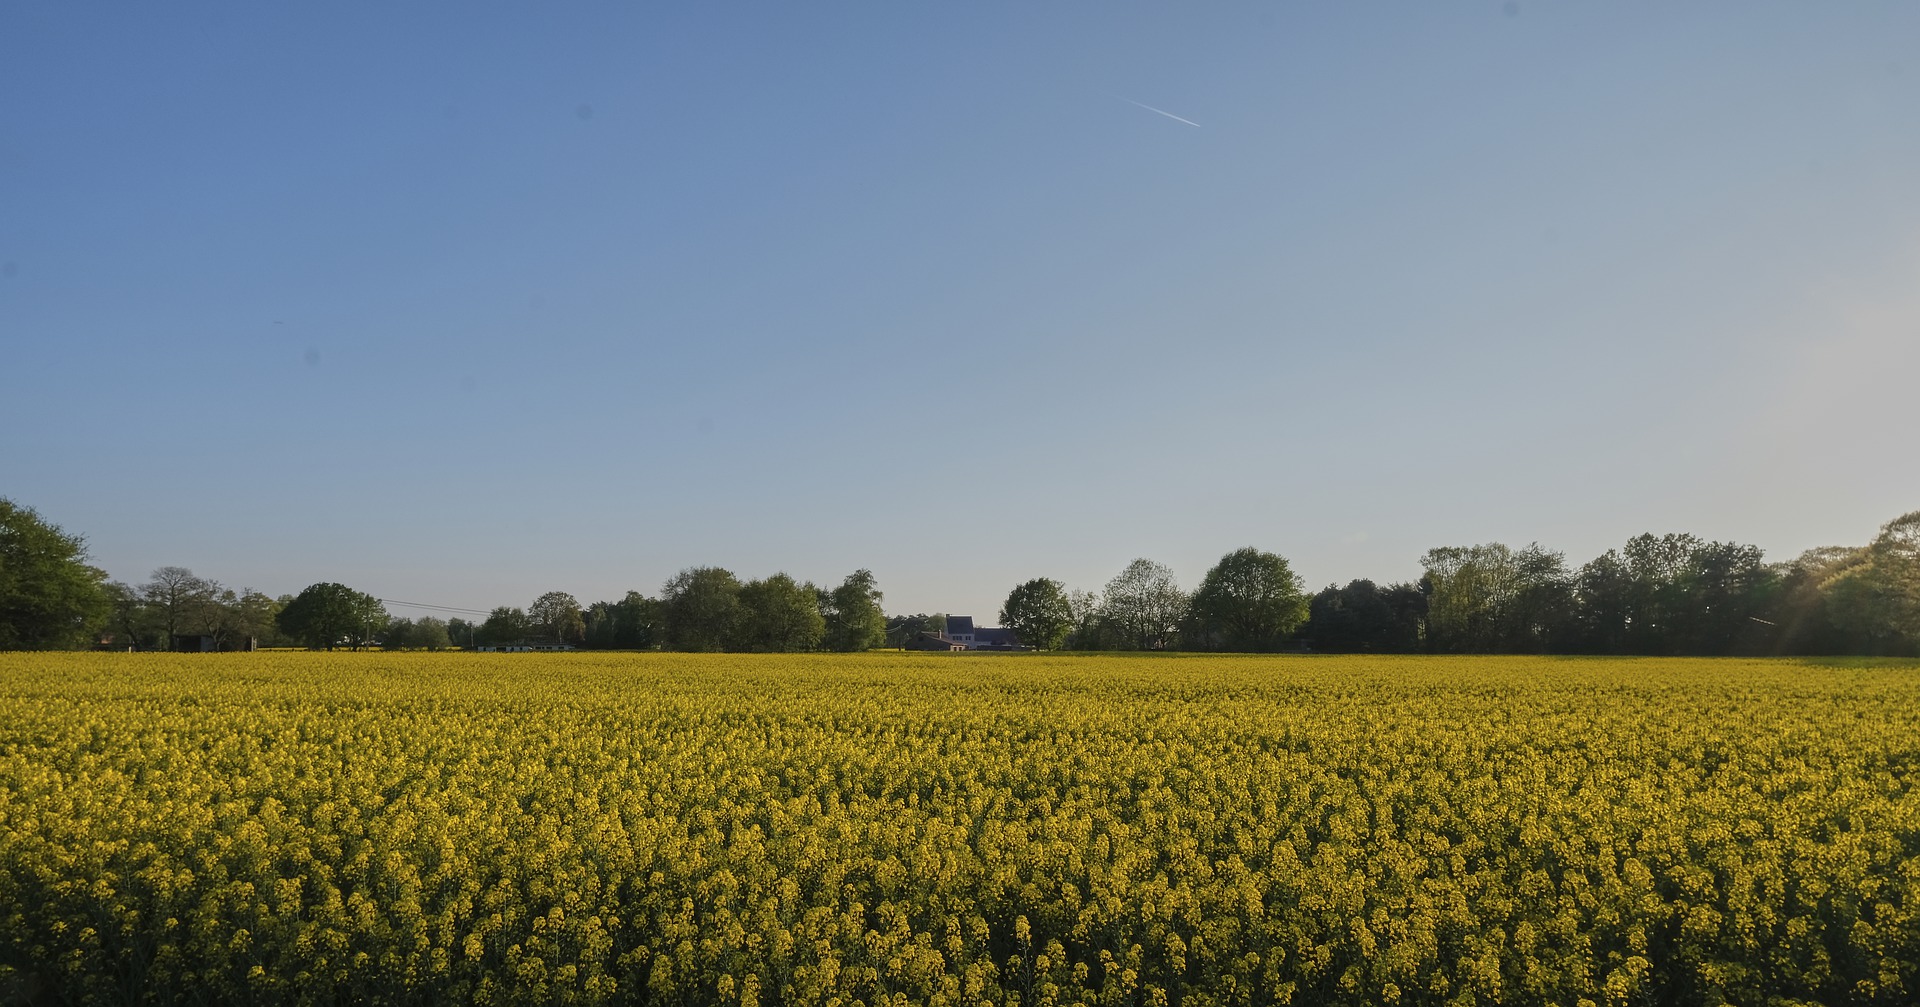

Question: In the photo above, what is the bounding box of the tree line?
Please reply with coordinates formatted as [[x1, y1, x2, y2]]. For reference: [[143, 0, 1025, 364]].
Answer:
[[1005, 512, 1920, 656], [65, 566, 889, 655], [440, 568, 888, 653], [2, 496, 1915, 655]]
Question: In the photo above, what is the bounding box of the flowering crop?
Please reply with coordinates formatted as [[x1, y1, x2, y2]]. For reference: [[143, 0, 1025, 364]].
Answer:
[[2, 652, 1917, 1005]]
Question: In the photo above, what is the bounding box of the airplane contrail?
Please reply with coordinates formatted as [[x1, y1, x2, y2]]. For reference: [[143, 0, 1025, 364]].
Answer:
[[1123, 98, 1201, 128]]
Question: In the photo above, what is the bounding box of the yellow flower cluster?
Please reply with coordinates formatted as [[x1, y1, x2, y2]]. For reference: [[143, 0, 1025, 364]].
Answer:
[[1, 652, 1916, 1006]]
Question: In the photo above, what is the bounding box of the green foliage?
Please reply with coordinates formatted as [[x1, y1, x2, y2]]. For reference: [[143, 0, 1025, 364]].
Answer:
[[529, 591, 586, 645], [3, 652, 1919, 1006], [661, 567, 742, 652], [735, 573, 825, 652], [275, 582, 388, 650], [100, 578, 284, 651], [1064, 589, 1107, 650], [475, 606, 531, 645], [885, 613, 947, 648], [222, 588, 287, 648], [1308, 579, 1427, 652], [1569, 534, 1779, 655], [1421, 543, 1575, 653], [822, 570, 886, 652], [102, 580, 160, 650], [1825, 511, 1920, 651], [0, 498, 109, 650], [1098, 559, 1187, 650], [1877, 511, 1920, 630], [582, 592, 661, 650], [383, 616, 451, 650], [1000, 578, 1072, 650], [1183, 547, 1310, 651], [140, 566, 218, 650]]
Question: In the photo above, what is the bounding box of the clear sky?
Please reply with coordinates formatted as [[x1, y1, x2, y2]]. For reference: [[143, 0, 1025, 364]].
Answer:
[[5, 2, 1917, 622]]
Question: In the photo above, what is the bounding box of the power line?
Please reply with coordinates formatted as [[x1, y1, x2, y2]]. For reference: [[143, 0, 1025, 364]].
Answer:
[[380, 598, 493, 616]]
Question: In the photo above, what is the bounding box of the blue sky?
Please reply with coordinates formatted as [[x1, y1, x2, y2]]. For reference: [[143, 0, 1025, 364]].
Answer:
[[4, 2, 1918, 621]]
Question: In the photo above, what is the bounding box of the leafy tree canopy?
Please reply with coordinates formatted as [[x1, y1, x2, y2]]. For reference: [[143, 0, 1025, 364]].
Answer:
[[661, 567, 742, 652], [0, 498, 110, 649], [583, 591, 661, 650], [823, 569, 886, 652], [1100, 559, 1187, 651], [529, 591, 586, 645], [1000, 578, 1072, 651], [736, 573, 826, 652], [885, 613, 947, 648], [1308, 579, 1427, 653], [1184, 547, 1310, 652], [475, 606, 531, 646], [276, 582, 387, 650]]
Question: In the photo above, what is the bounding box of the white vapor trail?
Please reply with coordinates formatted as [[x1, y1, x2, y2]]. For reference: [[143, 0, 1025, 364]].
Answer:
[[1123, 98, 1201, 128]]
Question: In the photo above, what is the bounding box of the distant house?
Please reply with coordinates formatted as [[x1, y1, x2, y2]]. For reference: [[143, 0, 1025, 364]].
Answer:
[[972, 627, 1022, 651], [904, 632, 965, 652], [918, 617, 1024, 652], [472, 642, 578, 653], [945, 616, 978, 648]]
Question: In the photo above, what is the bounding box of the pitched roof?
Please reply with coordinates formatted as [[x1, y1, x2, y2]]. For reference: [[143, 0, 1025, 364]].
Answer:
[[947, 615, 976, 634]]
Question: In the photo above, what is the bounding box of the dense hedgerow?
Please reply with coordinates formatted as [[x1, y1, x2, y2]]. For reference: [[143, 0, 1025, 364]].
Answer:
[[1, 653, 1917, 1006]]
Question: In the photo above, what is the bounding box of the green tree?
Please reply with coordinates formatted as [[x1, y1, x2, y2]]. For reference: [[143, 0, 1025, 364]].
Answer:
[[276, 582, 388, 650], [615, 591, 661, 648], [102, 580, 160, 650], [736, 573, 826, 652], [583, 591, 661, 649], [1866, 510, 1920, 641], [529, 591, 586, 645], [226, 588, 288, 648], [1571, 548, 1634, 653], [383, 616, 417, 649], [1508, 544, 1576, 652], [1572, 534, 1775, 655], [822, 569, 886, 652], [383, 616, 452, 650], [199, 586, 250, 650], [661, 567, 742, 652], [475, 606, 531, 645], [1824, 511, 1920, 653], [1766, 546, 1862, 654], [1423, 543, 1571, 653], [1065, 590, 1108, 649], [1182, 547, 1310, 652], [999, 578, 1073, 651], [1305, 580, 1426, 653], [410, 615, 452, 649], [884, 613, 947, 648], [0, 498, 110, 649], [140, 565, 218, 650], [376, 618, 451, 649], [1423, 544, 1517, 652], [1099, 559, 1187, 650], [1674, 540, 1777, 654]]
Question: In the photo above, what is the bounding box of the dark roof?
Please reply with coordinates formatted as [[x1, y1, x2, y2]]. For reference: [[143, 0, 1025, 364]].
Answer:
[[974, 627, 1020, 646], [946, 615, 976, 634]]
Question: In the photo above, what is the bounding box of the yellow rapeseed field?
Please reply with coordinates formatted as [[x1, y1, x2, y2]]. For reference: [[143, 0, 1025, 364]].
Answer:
[[1, 652, 1916, 1006]]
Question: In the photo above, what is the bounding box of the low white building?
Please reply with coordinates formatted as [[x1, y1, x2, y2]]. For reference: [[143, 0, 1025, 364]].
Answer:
[[941, 617, 1022, 651]]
